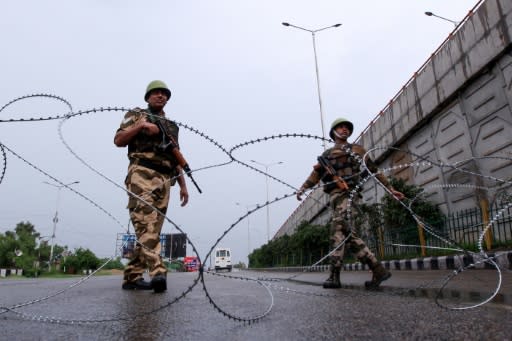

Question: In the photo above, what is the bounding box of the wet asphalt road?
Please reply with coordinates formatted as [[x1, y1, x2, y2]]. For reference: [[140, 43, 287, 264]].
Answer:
[[0, 271, 511, 341]]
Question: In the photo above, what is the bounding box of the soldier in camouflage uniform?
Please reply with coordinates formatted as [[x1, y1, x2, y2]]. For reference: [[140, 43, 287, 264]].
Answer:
[[297, 118, 404, 290], [114, 80, 189, 293]]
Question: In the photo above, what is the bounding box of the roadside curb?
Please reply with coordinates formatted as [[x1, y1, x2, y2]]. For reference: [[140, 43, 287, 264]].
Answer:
[[251, 251, 512, 273], [286, 273, 512, 307], [251, 251, 512, 306], [344, 251, 512, 272]]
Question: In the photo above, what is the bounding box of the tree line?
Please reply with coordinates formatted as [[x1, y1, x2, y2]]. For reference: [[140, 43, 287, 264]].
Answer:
[[0, 221, 122, 277]]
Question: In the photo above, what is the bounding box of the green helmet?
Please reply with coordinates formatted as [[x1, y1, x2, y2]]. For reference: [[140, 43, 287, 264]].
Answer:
[[329, 118, 354, 140], [144, 80, 172, 101]]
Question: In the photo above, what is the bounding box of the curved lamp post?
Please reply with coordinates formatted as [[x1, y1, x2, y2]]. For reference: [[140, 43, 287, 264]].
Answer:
[[236, 202, 258, 266], [43, 180, 79, 271], [282, 22, 342, 149], [425, 11, 459, 27], [250, 160, 284, 241]]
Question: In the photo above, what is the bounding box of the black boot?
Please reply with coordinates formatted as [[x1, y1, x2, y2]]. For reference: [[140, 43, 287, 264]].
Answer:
[[323, 265, 341, 289], [365, 262, 391, 290], [151, 273, 167, 293], [122, 278, 152, 290]]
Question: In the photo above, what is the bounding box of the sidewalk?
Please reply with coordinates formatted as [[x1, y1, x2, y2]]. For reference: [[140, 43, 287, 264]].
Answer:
[[249, 251, 512, 307], [259, 269, 512, 307]]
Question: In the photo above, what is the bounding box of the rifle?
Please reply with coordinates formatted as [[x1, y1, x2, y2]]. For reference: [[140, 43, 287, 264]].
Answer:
[[148, 114, 202, 194], [317, 156, 349, 191]]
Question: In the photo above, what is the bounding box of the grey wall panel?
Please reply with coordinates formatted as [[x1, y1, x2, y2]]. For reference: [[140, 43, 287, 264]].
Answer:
[[433, 106, 472, 165], [463, 70, 506, 127], [499, 53, 512, 105], [276, 0, 512, 239]]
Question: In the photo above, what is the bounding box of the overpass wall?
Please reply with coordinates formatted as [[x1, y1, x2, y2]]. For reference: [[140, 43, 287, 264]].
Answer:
[[275, 0, 512, 238]]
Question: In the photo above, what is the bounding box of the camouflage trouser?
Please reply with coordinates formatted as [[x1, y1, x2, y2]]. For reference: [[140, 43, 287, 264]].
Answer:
[[329, 192, 378, 268], [123, 163, 171, 282]]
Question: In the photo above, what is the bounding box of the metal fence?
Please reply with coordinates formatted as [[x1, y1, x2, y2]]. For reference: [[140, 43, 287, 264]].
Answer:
[[367, 202, 512, 260], [259, 203, 512, 267]]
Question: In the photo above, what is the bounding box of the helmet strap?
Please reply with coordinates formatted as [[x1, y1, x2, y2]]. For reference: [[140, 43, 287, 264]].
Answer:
[[333, 130, 349, 139]]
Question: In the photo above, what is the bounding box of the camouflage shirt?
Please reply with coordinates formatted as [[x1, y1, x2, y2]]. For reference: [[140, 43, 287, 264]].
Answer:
[[301, 142, 390, 195], [117, 107, 180, 169]]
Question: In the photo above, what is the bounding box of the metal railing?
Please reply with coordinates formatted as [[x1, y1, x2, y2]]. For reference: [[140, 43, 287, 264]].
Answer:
[[367, 202, 512, 259], [252, 201, 511, 267]]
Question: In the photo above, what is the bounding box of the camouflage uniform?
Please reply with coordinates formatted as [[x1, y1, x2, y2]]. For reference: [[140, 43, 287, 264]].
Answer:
[[117, 108, 180, 282], [300, 143, 391, 286]]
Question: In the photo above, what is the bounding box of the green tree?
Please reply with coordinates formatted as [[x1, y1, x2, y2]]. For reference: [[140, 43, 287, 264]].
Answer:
[[15, 222, 39, 253], [249, 221, 329, 268], [0, 222, 41, 275], [62, 247, 100, 274], [99, 257, 124, 270], [233, 261, 246, 269], [358, 178, 445, 258], [382, 178, 445, 242], [0, 230, 18, 268]]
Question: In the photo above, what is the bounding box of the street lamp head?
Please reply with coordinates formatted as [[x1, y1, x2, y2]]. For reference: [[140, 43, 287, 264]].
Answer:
[[250, 160, 284, 167], [282, 22, 290, 26], [43, 180, 80, 188], [333, 23, 342, 27], [424, 11, 458, 27]]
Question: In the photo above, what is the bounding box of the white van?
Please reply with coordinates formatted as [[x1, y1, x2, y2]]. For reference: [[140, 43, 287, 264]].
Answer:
[[214, 247, 232, 272]]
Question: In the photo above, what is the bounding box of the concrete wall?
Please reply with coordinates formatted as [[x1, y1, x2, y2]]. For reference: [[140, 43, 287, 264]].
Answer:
[[275, 0, 512, 238]]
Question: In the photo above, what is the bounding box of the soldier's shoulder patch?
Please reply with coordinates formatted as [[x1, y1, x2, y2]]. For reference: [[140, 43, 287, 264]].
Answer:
[[122, 116, 133, 125], [122, 108, 146, 124]]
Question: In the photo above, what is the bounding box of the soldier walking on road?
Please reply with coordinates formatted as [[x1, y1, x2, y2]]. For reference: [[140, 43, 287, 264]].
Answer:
[[296, 118, 404, 290], [114, 80, 189, 293]]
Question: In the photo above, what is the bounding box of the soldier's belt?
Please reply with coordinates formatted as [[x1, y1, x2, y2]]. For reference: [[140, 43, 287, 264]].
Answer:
[[132, 159, 174, 175]]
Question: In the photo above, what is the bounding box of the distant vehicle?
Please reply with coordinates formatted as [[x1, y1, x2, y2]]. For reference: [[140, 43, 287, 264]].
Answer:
[[214, 247, 232, 272], [183, 256, 200, 272]]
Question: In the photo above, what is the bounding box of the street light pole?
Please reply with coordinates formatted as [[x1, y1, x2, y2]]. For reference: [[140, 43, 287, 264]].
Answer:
[[36, 235, 51, 277], [282, 22, 342, 150], [424, 11, 459, 27], [236, 202, 257, 266], [43, 180, 79, 271], [250, 160, 284, 241]]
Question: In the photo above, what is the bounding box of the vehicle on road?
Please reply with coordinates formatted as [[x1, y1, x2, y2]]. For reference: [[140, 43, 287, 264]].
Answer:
[[183, 256, 200, 272], [214, 248, 232, 272]]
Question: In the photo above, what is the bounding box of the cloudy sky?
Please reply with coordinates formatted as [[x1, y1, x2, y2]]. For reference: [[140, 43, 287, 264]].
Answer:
[[0, 0, 478, 265]]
